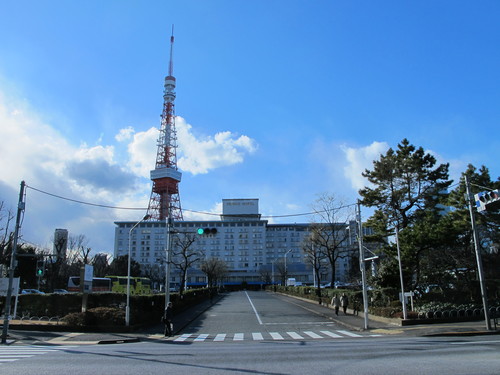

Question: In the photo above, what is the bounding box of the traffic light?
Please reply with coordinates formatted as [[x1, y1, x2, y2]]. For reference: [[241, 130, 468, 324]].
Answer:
[[475, 189, 500, 212], [36, 260, 45, 277], [197, 228, 218, 235]]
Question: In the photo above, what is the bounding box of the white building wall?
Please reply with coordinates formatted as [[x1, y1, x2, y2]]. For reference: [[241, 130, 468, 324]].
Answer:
[[113, 206, 356, 285]]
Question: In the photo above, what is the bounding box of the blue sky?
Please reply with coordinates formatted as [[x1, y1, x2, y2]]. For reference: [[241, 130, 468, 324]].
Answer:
[[0, 1, 498, 254]]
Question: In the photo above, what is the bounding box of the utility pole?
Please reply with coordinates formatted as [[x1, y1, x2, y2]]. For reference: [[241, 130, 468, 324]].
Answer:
[[357, 202, 369, 330], [164, 215, 173, 310], [395, 225, 408, 320], [1, 181, 26, 344], [465, 175, 491, 330]]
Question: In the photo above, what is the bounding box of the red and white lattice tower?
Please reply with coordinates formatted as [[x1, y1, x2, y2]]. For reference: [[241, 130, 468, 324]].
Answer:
[[147, 29, 183, 221]]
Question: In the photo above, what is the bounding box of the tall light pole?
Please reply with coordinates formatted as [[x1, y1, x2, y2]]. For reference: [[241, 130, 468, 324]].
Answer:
[[1, 181, 25, 344], [126, 214, 150, 327], [164, 216, 173, 310], [395, 225, 408, 320], [284, 249, 292, 284], [271, 259, 275, 285], [357, 201, 369, 330], [465, 175, 491, 330]]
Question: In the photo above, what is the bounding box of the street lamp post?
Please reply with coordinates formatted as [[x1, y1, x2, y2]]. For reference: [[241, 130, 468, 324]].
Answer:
[[271, 260, 275, 285], [284, 249, 292, 284], [357, 201, 369, 330], [465, 175, 491, 330], [126, 214, 150, 327], [164, 217, 173, 310], [1, 181, 25, 344], [395, 225, 408, 320]]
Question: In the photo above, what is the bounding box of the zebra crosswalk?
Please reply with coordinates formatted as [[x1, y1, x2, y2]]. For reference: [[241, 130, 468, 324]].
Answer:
[[171, 330, 382, 343], [0, 345, 75, 364]]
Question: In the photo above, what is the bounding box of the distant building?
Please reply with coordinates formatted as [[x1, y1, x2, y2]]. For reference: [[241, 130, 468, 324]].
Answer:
[[114, 199, 359, 288]]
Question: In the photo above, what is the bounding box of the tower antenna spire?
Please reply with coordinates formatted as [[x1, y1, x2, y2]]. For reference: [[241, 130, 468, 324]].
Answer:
[[169, 25, 174, 77], [146, 27, 183, 221]]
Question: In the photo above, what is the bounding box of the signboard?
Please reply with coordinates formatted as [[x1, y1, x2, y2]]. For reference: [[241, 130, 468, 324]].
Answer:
[[0, 278, 20, 297], [222, 199, 259, 215], [81, 265, 93, 293], [83, 264, 94, 282]]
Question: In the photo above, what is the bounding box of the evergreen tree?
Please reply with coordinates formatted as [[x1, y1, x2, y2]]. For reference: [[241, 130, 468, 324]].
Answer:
[[360, 138, 451, 229]]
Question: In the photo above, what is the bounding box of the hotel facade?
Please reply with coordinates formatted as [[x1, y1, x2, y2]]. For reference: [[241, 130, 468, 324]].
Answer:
[[114, 199, 360, 288]]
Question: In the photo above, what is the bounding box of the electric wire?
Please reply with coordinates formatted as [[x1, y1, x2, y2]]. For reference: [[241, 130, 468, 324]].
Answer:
[[25, 184, 352, 219]]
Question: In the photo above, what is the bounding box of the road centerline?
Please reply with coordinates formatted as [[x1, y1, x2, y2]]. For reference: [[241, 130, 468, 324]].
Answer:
[[245, 291, 264, 325]]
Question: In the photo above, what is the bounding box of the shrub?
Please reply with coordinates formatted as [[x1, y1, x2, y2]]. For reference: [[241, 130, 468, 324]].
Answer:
[[62, 307, 125, 327]]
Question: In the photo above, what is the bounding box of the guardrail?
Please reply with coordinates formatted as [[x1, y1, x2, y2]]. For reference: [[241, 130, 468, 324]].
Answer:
[[0, 315, 62, 324]]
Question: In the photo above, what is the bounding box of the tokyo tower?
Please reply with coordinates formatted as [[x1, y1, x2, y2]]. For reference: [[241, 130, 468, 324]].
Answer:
[[147, 29, 183, 221]]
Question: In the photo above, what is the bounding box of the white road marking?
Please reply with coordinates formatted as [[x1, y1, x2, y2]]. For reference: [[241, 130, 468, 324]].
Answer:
[[194, 334, 209, 342], [321, 330, 342, 338], [287, 332, 304, 339], [0, 345, 75, 364], [304, 331, 323, 339], [174, 334, 192, 342], [233, 333, 244, 341], [252, 332, 264, 340], [337, 330, 362, 337], [245, 291, 263, 325], [269, 332, 284, 340], [169, 330, 383, 342]]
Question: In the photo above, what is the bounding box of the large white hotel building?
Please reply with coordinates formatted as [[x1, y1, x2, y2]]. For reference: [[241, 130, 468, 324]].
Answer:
[[114, 198, 357, 288]]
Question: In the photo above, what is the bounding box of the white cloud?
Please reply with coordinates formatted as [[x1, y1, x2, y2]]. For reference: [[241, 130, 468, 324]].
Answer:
[[125, 116, 258, 176], [115, 126, 135, 142], [126, 126, 157, 178], [176, 117, 257, 175], [0, 90, 145, 251], [341, 141, 389, 191], [74, 144, 115, 164], [0, 91, 73, 188], [0, 89, 257, 253]]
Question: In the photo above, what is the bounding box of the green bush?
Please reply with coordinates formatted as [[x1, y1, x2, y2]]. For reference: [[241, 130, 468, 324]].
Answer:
[[62, 307, 124, 327]]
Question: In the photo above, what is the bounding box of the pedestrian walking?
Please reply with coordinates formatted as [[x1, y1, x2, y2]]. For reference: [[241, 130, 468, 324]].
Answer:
[[353, 297, 360, 316], [331, 294, 340, 316], [163, 302, 174, 337], [340, 293, 349, 315]]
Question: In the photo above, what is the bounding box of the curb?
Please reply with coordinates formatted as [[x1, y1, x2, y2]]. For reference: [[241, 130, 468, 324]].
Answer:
[[98, 338, 141, 345]]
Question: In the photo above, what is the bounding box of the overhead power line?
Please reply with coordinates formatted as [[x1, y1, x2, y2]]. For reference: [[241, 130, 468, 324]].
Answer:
[[25, 184, 352, 219]]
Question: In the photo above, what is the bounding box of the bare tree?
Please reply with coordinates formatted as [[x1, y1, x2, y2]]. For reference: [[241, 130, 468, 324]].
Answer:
[[302, 233, 328, 298], [201, 258, 228, 289], [311, 193, 354, 286], [258, 265, 272, 284], [171, 233, 203, 295], [68, 234, 92, 265], [91, 253, 110, 277], [273, 258, 287, 286], [142, 263, 164, 291], [0, 201, 15, 269]]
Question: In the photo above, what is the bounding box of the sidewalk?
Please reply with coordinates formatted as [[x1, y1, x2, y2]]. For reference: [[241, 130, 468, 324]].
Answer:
[[274, 292, 500, 338], [2, 295, 224, 345]]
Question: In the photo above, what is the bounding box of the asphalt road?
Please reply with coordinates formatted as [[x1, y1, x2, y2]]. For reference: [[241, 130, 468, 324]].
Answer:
[[1, 291, 500, 374], [1, 334, 500, 374], [182, 290, 349, 338]]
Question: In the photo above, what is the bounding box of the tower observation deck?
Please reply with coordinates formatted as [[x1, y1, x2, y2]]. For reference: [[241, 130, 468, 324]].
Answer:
[[147, 30, 183, 221]]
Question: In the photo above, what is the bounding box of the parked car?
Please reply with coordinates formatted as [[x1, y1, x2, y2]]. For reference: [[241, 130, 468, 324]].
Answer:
[[21, 289, 45, 294], [53, 289, 69, 294]]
